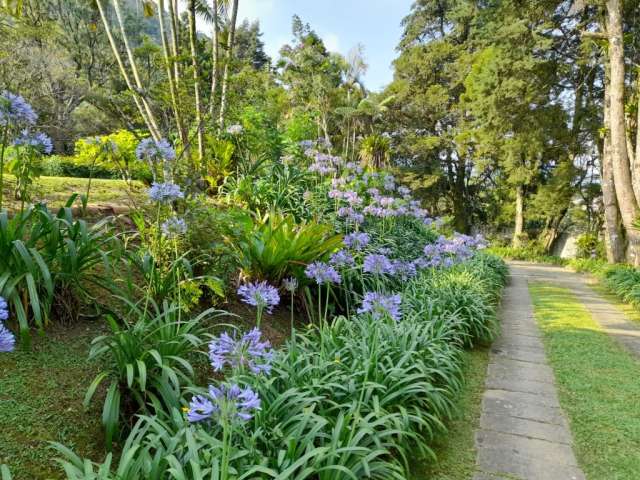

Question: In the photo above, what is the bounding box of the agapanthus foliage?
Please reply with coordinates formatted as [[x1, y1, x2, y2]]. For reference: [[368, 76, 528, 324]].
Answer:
[[357, 292, 402, 321], [187, 384, 261, 423], [136, 138, 176, 163], [237, 281, 280, 314], [208, 328, 274, 374], [13, 130, 53, 154], [0, 91, 37, 126], [148, 182, 184, 203], [305, 262, 341, 285]]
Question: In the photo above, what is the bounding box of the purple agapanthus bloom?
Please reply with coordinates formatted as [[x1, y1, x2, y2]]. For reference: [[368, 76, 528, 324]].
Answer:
[[136, 138, 176, 162], [305, 262, 341, 285], [237, 281, 280, 313], [0, 297, 8, 321], [148, 182, 184, 203], [363, 254, 395, 275], [226, 124, 244, 135], [0, 324, 15, 353], [397, 186, 411, 196], [357, 292, 402, 322], [344, 232, 370, 251], [393, 260, 418, 280], [282, 277, 298, 292], [208, 327, 274, 375], [0, 91, 37, 126], [329, 250, 355, 267], [187, 394, 217, 423], [13, 130, 53, 154], [187, 384, 260, 423], [161, 217, 187, 238]]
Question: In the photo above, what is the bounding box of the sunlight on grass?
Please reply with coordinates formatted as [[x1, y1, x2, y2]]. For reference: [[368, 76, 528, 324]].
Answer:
[[1, 174, 145, 212], [411, 348, 489, 480], [529, 282, 640, 479]]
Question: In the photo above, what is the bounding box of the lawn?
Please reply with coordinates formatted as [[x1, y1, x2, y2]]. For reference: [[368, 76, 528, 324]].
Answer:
[[529, 282, 640, 479], [0, 322, 106, 479], [1, 174, 145, 213]]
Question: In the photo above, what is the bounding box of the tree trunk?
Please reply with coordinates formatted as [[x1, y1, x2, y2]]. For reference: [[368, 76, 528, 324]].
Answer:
[[188, 0, 204, 162], [95, 0, 161, 141], [208, 0, 220, 116], [218, 0, 238, 128], [607, 0, 640, 264], [111, 0, 162, 140], [602, 71, 625, 263], [168, 0, 180, 84], [512, 184, 524, 247], [157, 0, 187, 148]]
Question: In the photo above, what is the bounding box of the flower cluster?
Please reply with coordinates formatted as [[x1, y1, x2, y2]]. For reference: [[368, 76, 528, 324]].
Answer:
[[0, 91, 37, 126], [226, 124, 244, 135], [161, 216, 187, 238], [136, 138, 176, 163], [237, 281, 280, 314], [343, 232, 369, 251], [13, 130, 53, 154], [357, 292, 402, 322], [305, 262, 341, 285], [187, 384, 261, 423], [282, 277, 298, 292], [363, 254, 395, 275], [0, 297, 15, 353], [422, 233, 486, 267], [148, 182, 184, 203], [209, 328, 274, 375], [329, 250, 354, 267]]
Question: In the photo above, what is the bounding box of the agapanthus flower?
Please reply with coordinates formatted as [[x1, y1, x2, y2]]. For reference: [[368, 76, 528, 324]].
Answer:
[[238, 281, 280, 314], [0, 91, 37, 126], [161, 217, 187, 238], [363, 254, 395, 275], [329, 189, 343, 199], [348, 212, 365, 224], [282, 277, 298, 292], [329, 250, 355, 267], [136, 138, 176, 162], [299, 139, 315, 149], [342, 191, 362, 206], [148, 182, 184, 203], [393, 260, 418, 280], [397, 186, 411, 196], [0, 297, 8, 321], [305, 262, 341, 285], [337, 206, 355, 218], [357, 292, 402, 322], [13, 130, 53, 154], [187, 384, 260, 423], [208, 327, 274, 374], [226, 124, 244, 135], [0, 324, 15, 353], [344, 232, 369, 250]]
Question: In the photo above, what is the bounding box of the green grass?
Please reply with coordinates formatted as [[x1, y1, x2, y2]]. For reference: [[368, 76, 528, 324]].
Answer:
[[0, 322, 106, 479], [1, 174, 145, 213], [410, 347, 490, 479], [529, 283, 640, 479]]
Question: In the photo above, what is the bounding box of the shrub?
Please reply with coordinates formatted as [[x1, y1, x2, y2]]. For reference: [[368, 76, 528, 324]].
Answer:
[[575, 233, 605, 259], [231, 211, 343, 283], [602, 265, 640, 308]]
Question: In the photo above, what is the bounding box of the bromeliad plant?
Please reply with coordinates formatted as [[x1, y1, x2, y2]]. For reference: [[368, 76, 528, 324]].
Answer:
[[231, 211, 343, 283]]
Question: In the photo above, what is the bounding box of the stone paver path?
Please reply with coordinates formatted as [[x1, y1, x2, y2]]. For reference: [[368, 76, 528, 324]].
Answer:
[[473, 264, 586, 480], [508, 261, 640, 358]]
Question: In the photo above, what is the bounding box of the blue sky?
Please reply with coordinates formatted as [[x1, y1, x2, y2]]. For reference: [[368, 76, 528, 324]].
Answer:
[[236, 0, 414, 91]]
